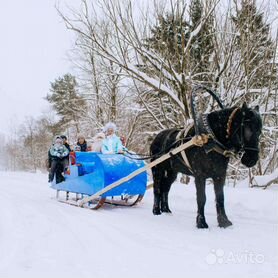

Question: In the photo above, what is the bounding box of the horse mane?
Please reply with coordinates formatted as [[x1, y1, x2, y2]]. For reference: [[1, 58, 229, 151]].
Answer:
[[226, 107, 240, 139]]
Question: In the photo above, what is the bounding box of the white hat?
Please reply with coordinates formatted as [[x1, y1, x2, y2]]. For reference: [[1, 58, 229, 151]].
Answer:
[[103, 122, 117, 132]]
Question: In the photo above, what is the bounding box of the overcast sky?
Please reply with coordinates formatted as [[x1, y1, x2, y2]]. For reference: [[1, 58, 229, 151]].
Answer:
[[0, 1, 77, 134]]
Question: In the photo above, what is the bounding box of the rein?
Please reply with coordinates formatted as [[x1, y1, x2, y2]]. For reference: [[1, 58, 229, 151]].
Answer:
[[123, 136, 193, 161]]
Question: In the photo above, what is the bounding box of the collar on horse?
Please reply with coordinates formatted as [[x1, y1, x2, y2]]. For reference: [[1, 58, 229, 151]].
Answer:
[[197, 108, 242, 158], [190, 86, 239, 158]]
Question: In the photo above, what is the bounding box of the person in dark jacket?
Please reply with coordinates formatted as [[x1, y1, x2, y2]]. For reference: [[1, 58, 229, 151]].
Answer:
[[76, 135, 87, 152], [60, 135, 71, 152], [48, 137, 69, 183]]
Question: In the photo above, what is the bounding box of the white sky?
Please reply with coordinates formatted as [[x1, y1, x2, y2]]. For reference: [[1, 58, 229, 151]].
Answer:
[[0, 1, 77, 134]]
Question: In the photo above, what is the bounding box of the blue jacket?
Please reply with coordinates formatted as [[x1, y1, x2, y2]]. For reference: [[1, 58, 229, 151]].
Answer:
[[101, 135, 123, 154]]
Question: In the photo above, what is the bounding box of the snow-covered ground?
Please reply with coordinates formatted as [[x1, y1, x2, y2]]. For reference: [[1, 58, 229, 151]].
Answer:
[[0, 171, 277, 278]]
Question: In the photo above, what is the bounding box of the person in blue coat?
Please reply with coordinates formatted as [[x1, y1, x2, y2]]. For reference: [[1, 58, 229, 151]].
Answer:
[[101, 122, 124, 154]]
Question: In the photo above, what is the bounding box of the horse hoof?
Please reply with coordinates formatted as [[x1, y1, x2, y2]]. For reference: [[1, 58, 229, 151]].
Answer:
[[197, 222, 209, 229], [153, 207, 162, 215], [196, 215, 209, 229], [161, 206, 172, 213], [218, 215, 233, 228]]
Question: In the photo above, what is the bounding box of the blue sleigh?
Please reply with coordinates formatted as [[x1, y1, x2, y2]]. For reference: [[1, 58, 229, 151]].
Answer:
[[50, 152, 147, 209]]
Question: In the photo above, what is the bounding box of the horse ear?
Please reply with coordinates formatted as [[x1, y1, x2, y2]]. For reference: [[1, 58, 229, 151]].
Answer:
[[254, 105, 259, 112], [242, 101, 248, 111]]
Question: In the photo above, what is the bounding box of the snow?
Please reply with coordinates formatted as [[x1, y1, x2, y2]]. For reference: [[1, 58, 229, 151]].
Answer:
[[0, 171, 277, 278], [252, 168, 278, 186]]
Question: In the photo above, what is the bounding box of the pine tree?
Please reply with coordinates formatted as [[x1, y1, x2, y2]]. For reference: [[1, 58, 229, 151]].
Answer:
[[189, 0, 215, 84], [46, 74, 87, 133], [146, 12, 191, 74], [144, 5, 195, 120], [232, 0, 276, 89], [143, 2, 216, 122]]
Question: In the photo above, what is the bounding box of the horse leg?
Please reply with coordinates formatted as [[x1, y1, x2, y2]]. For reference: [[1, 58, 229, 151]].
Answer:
[[152, 167, 163, 215], [213, 176, 232, 228], [195, 176, 209, 229], [161, 170, 177, 213]]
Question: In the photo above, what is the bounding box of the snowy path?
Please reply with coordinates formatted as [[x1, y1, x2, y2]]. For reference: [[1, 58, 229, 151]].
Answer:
[[0, 171, 277, 278]]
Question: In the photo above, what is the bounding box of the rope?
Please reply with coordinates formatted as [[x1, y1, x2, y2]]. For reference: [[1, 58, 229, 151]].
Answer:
[[123, 136, 193, 161]]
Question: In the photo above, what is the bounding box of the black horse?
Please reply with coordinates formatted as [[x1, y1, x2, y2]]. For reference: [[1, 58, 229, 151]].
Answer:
[[150, 102, 262, 228]]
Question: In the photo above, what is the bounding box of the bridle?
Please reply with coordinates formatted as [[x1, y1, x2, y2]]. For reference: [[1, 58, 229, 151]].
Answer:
[[226, 107, 260, 154]]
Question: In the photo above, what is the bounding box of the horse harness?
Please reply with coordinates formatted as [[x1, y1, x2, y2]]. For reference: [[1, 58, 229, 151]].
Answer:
[[197, 113, 240, 158], [197, 106, 259, 157], [175, 107, 248, 172], [176, 123, 194, 173], [126, 107, 256, 171]]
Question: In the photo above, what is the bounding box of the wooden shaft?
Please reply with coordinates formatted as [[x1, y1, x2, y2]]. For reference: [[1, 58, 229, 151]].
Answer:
[[78, 136, 202, 206]]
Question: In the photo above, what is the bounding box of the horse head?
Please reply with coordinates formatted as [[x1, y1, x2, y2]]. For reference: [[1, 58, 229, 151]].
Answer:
[[228, 102, 262, 168]]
